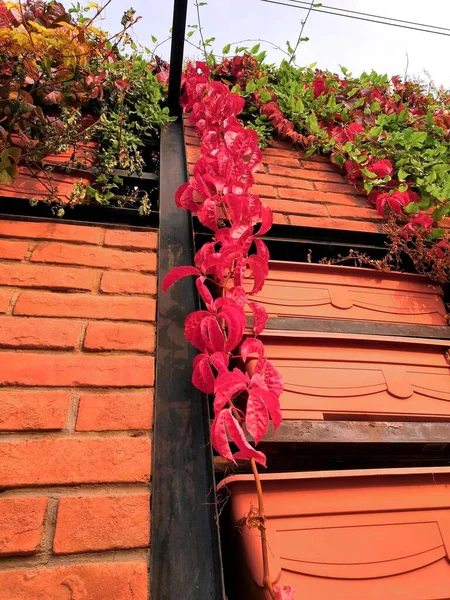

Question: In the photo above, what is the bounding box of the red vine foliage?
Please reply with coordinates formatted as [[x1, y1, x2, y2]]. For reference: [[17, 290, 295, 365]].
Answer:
[[162, 60, 294, 600], [162, 61, 283, 467]]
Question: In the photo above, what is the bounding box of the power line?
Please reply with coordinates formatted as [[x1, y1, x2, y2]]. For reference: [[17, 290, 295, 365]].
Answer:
[[288, 0, 450, 34], [260, 0, 450, 37]]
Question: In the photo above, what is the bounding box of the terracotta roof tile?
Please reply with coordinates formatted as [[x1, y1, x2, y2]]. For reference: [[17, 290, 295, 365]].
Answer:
[[184, 125, 383, 234]]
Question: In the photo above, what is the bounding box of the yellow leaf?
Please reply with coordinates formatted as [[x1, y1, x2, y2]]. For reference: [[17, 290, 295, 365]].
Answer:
[[88, 26, 103, 36], [55, 22, 77, 31], [88, 2, 100, 7], [28, 21, 48, 33]]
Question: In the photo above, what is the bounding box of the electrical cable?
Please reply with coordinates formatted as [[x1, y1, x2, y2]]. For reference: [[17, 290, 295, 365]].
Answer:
[[260, 0, 450, 37], [287, 0, 450, 34]]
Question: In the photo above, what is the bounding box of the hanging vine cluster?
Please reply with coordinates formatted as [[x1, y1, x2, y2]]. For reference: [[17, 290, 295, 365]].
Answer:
[[162, 61, 294, 600], [163, 61, 283, 467]]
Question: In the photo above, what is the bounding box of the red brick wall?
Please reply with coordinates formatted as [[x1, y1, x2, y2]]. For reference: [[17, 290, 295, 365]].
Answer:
[[185, 126, 383, 234], [0, 220, 156, 599]]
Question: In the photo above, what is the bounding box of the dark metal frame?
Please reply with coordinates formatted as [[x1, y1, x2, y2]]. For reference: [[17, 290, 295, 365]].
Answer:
[[251, 420, 450, 444], [0, 144, 160, 228], [152, 2, 225, 598], [167, 0, 188, 116], [151, 120, 225, 600], [263, 317, 450, 340]]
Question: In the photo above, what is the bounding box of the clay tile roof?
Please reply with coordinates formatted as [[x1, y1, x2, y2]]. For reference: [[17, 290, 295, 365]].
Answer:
[[184, 124, 384, 234]]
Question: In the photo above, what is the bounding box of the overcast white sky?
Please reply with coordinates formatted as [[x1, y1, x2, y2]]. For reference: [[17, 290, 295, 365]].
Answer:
[[87, 0, 450, 87]]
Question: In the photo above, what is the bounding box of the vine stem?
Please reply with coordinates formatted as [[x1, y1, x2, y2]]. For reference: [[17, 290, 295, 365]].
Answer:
[[250, 458, 277, 600], [195, 0, 209, 62], [288, 0, 315, 66]]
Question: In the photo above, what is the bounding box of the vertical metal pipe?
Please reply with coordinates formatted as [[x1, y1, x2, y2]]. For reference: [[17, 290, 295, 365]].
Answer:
[[168, 0, 189, 116], [150, 121, 225, 600]]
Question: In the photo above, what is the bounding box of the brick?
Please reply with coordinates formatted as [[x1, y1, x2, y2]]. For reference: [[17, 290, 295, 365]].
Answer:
[[0, 239, 29, 260], [265, 199, 328, 217], [254, 172, 314, 190], [0, 352, 154, 387], [272, 212, 287, 224], [76, 390, 153, 431], [0, 390, 70, 431], [186, 146, 200, 162], [289, 215, 381, 232], [298, 152, 331, 163], [0, 498, 47, 556], [263, 155, 300, 168], [0, 316, 80, 349], [14, 291, 155, 321], [314, 180, 364, 195], [264, 147, 298, 158], [252, 184, 277, 198], [84, 322, 155, 352], [31, 242, 156, 272], [278, 187, 361, 207], [0, 220, 103, 244], [299, 159, 340, 172], [328, 205, 382, 220], [0, 290, 12, 313], [185, 134, 200, 146], [100, 271, 157, 295], [104, 229, 158, 251], [54, 494, 150, 554], [268, 163, 347, 184], [0, 436, 151, 487], [0, 263, 98, 291], [0, 561, 148, 600], [267, 139, 293, 150]]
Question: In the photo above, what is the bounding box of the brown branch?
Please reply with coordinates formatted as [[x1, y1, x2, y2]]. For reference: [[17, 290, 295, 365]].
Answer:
[[250, 458, 277, 600]]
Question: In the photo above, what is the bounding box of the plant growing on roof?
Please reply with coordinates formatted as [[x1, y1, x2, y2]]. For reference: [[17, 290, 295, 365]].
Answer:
[[0, 0, 174, 215], [206, 55, 450, 281]]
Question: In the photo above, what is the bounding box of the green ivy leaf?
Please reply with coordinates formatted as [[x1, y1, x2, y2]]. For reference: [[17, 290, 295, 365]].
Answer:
[[432, 206, 448, 221], [429, 227, 445, 239], [0, 164, 16, 184], [332, 154, 344, 167], [286, 40, 294, 54], [404, 202, 419, 214], [397, 168, 408, 181]]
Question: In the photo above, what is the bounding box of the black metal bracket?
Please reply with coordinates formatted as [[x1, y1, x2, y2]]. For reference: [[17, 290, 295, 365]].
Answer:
[[194, 222, 391, 268], [151, 120, 225, 600], [262, 317, 450, 341], [252, 420, 450, 444]]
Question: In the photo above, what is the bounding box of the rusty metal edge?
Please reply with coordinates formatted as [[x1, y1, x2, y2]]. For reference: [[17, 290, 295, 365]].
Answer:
[[151, 119, 225, 600]]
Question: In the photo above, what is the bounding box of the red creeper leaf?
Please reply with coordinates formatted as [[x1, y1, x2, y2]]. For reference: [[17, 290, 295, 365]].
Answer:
[[192, 353, 216, 394], [213, 369, 247, 414], [248, 301, 268, 335], [225, 409, 267, 466], [162, 266, 200, 293], [274, 584, 296, 600], [196, 276, 214, 310], [246, 390, 269, 444], [184, 310, 210, 351], [241, 338, 265, 362]]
